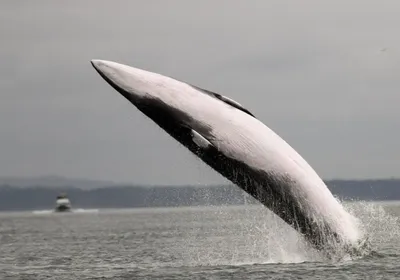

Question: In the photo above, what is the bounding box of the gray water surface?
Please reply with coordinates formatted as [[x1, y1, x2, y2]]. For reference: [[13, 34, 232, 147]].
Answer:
[[1, 202, 399, 279]]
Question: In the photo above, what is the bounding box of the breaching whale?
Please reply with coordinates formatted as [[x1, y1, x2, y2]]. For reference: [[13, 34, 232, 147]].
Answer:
[[90, 59, 367, 258]]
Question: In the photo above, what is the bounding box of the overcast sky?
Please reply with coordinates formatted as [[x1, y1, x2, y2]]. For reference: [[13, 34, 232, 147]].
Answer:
[[1, 1, 399, 184]]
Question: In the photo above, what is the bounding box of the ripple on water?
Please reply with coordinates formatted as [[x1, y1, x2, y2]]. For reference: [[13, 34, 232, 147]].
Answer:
[[0, 202, 399, 279]]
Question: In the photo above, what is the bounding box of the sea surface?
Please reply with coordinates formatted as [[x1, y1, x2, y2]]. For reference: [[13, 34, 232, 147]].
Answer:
[[0, 201, 399, 279]]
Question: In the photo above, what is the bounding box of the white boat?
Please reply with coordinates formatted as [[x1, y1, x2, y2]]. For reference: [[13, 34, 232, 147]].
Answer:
[[55, 193, 72, 212]]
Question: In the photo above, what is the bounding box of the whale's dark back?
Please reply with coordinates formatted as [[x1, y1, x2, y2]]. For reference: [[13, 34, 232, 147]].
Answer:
[[133, 97, 344, 255]]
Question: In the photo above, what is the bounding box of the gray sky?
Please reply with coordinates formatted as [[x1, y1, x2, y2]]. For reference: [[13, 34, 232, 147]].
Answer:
[[1, 1, 399, 184]]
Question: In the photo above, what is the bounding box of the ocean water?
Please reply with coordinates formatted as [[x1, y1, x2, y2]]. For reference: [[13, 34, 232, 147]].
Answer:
[[0, 201, 399, 279]]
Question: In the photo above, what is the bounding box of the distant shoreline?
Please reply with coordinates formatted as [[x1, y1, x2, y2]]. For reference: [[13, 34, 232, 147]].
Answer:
[[0, 178, 399, 211], [0, 200, 397, 214]]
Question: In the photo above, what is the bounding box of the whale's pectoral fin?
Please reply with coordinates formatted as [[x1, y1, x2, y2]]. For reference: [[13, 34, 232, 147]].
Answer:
[[191, 129, 213, 149]]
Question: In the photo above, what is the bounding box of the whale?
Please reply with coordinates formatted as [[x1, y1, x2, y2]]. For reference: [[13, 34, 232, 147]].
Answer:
[[90, 59, 367, 258]]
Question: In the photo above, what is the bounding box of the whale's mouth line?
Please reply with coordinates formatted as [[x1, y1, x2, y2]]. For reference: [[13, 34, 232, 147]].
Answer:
[[91, 60, 136, 104]]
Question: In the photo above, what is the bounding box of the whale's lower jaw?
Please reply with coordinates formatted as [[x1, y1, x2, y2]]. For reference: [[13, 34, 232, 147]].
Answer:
[[90, 59, 367, 259]]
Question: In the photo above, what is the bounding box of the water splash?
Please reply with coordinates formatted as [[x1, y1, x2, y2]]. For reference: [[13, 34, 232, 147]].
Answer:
[[178, 205, 320, 266], [178, 200, 400, 266], [344, 200, 400, 256]]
